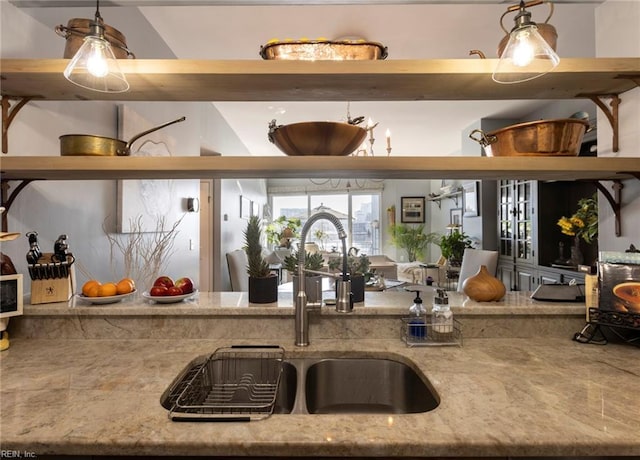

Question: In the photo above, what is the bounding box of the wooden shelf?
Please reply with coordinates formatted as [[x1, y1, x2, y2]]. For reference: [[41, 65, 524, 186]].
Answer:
[[1, 58, 639, 101], [1, 156, 638, 181]]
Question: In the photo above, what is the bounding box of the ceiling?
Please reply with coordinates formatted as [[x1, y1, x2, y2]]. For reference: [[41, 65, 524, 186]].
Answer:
[[15, 0, 605, 157]]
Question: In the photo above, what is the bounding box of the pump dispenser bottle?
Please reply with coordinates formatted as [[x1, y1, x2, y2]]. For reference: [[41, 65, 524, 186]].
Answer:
[[408, 291, 427, 338], [432, 289, 453, 337]]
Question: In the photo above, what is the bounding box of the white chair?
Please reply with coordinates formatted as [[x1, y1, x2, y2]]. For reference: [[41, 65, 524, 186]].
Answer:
[[456, 248, 499, 292], [226, 249, 249, 292]]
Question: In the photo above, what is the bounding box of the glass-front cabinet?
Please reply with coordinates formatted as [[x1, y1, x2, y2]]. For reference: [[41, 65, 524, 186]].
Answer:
[[497, 180, 537, 291]]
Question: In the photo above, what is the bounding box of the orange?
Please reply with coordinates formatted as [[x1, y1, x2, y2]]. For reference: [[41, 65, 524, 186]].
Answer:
[[116, 278, 135, 295], [97, 282, 118, 297], [82, 280, 101, 297]]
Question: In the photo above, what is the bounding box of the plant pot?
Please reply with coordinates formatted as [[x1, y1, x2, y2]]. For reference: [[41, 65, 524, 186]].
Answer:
[[292, 275, 322, 305], [337, 274, 365, 303], [248, 275, 278, 304], [352, 274, 365, 303]]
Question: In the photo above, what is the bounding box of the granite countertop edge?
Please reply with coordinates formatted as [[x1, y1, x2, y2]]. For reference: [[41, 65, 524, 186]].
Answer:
[[1, 336, 639, 457]]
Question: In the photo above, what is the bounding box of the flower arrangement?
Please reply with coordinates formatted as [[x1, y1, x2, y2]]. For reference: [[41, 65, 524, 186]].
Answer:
[[557, 194, 598, 244]]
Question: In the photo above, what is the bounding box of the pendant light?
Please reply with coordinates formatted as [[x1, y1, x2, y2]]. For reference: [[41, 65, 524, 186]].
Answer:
[[492, 0, 560, 84], [63, 0, 129, 93]]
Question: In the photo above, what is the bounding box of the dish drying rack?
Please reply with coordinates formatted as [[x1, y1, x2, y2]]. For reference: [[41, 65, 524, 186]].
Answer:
[[401, 317, 463, 347], [168, 345, 285, 421]]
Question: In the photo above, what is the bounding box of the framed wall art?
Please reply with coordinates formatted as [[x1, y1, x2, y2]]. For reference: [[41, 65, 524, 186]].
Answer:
[[463, 181, 479, 217], [240, 195, 251, 219], [449, 208, 463, 233], [401, 196, 425, 223]]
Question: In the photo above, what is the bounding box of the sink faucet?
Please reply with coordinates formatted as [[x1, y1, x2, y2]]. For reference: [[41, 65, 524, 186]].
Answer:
[[296, 211, 353, 346]]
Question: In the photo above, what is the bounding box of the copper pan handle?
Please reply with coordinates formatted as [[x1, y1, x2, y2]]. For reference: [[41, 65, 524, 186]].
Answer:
[[469, 129, 497, 148], [120, 116, 186, 156]]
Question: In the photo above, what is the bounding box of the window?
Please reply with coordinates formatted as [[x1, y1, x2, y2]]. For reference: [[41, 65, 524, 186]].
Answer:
[[269, 191, 381, 254]]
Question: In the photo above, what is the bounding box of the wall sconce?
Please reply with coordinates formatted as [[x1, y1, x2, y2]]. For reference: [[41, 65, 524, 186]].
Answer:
[[63, 0, 130, 93], [187, 198, 200, 213], [492, 0, 560, 84]]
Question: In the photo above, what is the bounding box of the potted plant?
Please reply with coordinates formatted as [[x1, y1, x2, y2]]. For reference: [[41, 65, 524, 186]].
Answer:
[[283, 250, 325, 304], [244, 215, 278, 303], [265, 215, 301, 249], [388, 223, 439, 262], [328, 247, 371, 303], [438, 230, 473, 266]]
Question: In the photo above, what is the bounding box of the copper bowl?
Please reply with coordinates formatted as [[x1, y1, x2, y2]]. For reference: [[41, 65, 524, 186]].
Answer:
[[268, 121, 367, 156], [260, 39, 388, 61], [469, 118, 589, 157]]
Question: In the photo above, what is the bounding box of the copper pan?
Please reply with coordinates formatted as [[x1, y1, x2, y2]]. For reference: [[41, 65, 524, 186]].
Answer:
[[60, 117, 185, 156], [469, 118, 589, 157]]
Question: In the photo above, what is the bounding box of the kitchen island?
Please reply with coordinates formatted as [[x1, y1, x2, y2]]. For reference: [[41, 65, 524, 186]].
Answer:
[[1, 291, 638, 458]]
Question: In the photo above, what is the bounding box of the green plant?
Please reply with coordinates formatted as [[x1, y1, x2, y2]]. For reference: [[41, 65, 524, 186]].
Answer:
[[388, 223, 439, 262], [244, 215, 271, 278], [265, 215, 302, 248], [328, 247, 371, 276], [313, 229, 328, 250], [438, 230, 473, 264], [282, 250, 325, 273], [557, 193, 598, 244]]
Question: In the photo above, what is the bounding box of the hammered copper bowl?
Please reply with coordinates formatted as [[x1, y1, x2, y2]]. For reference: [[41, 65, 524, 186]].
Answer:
[[469, 118, 589, 157], [269, 121, 367, 156]]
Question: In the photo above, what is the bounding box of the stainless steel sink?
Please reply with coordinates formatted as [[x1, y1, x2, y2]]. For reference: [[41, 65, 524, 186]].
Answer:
[[303, 358, 439, 414], [162, 354, 439, 417]]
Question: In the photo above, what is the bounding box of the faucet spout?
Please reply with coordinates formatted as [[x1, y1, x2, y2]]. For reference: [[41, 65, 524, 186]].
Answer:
[[295, 211, 353, 347]]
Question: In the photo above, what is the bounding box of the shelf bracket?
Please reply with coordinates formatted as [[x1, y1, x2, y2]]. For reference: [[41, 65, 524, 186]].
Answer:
[[593, 179, 623, 237], [1, 179, 33, 233], [2, 95, 33, 154], [587, 94, 620, 153]]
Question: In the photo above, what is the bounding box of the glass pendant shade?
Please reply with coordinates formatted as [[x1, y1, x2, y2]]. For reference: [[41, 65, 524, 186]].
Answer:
[[64, 33, 129, 93], [492, 23, 560, 84]]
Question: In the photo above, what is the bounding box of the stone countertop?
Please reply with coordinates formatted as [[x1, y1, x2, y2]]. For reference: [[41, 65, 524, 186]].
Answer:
[[1, 336, 639, 458], [23, 290, 586, 316]]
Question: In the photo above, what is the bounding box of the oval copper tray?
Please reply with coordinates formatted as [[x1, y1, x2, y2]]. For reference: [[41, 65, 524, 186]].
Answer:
[[260, 39, 388, 61]]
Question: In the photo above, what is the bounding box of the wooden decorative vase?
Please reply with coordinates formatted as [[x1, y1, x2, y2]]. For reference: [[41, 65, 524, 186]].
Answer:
[[462, 265, 506, 302]]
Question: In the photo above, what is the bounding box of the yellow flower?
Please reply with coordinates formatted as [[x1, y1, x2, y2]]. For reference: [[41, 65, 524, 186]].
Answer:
[[570, 216, 585, 228]]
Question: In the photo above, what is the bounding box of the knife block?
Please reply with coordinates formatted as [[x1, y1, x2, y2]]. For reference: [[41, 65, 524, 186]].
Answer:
[[30, 258, 75, 305]]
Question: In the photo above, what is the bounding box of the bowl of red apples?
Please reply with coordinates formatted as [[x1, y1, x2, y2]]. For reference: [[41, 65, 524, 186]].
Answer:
[[143, 275, 197, 304]]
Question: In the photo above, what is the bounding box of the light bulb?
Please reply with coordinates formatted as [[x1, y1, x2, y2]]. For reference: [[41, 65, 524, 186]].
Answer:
[[511, 30, 535, 67], [86, 39, 109, 77]]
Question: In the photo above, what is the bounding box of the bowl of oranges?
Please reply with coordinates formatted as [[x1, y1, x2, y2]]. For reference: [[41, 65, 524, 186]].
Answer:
[[79, 278, 136, 304]]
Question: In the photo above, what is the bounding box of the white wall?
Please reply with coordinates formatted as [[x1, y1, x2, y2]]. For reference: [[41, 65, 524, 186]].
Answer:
[[596, 0, 640, 252], [219, 178, 267, 291]]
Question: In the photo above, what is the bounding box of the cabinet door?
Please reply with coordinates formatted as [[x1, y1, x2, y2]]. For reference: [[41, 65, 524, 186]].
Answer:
[[513, 180, 535, 266], [515, 266, 537, 291], [498, 180, 514, 259], [497, 262, 515, 291], [497, 180, 536, 274], [539, 270, 561, 285]]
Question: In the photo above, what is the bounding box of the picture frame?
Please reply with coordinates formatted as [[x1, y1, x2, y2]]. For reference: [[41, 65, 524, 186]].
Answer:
[[0, 274, 23, 319], [400, 196, 425, 223], [449, 208, 463, 233], [463, 181, 479, 217], [240, 195, 251, 219]]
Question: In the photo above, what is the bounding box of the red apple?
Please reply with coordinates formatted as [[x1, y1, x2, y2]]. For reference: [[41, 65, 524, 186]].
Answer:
[[153, 276, 174, 288], [150, 285, 169, 297], [167, 286, 183, 296], [175, 277, 194, 294]]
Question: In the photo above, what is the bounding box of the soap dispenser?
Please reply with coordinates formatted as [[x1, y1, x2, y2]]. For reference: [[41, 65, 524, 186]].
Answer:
[[432, 289, 453, 337], [408, 291, 427, 338]]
